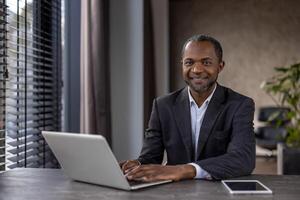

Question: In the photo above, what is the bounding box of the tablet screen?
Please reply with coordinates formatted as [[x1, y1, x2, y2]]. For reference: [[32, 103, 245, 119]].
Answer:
[[225, 181, 266, 191], [222, 180, 272, 194]]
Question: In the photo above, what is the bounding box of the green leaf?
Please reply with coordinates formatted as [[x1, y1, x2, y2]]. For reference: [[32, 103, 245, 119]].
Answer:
[[261, 62, 300, 147], [274, 67, 288, 73]]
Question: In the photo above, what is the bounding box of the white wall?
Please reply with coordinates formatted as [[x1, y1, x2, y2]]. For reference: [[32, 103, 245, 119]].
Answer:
[[110, 0, 144, 161]]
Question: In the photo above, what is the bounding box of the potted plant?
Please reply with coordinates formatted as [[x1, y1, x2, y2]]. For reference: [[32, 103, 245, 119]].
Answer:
[[261, 62, 300, 174]]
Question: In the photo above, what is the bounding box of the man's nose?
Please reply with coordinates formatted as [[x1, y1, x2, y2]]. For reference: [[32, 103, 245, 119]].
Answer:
[[192, 62, 204, 73]]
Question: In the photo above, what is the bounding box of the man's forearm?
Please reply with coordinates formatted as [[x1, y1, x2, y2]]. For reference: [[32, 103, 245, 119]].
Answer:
[[188, 163, 211, 179], [177, 164, 197, 180]]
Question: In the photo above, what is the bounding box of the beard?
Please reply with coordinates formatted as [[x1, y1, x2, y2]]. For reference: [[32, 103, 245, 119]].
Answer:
[[185, 75, 217, 94]]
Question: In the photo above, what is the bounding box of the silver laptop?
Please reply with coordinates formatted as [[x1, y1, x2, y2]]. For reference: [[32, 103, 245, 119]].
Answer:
[[42, 131, 171, 190]]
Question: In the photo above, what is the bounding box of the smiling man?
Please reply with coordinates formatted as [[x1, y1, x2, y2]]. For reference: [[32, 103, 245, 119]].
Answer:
[[120, 34, 255, 182]]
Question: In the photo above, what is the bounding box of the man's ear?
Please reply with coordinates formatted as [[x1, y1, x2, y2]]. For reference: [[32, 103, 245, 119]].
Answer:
[[219, 61, 225, 72]]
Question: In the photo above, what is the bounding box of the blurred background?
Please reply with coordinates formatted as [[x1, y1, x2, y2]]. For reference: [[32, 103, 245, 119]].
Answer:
[[1, 0, 299, 175]]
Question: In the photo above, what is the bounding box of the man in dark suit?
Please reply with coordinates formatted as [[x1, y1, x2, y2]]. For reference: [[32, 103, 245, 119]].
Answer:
[[120, 35, 255, 181]]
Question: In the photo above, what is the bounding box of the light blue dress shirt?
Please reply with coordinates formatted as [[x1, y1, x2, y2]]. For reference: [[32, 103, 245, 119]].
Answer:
[[187, 85, 217, 179]]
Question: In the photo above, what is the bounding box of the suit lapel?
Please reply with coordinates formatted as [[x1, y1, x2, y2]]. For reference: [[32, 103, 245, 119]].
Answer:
[[196, 85, 226, 159], [172, 87, 194, 161]]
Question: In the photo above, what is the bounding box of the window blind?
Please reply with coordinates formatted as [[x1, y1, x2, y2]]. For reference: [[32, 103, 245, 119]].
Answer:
[[0, 0, 7, 172], [5, 0, 61, 169]]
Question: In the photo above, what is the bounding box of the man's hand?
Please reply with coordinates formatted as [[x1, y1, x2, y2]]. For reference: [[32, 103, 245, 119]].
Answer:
[[125, 164, 196, 182], [119, 160, 140, 174]]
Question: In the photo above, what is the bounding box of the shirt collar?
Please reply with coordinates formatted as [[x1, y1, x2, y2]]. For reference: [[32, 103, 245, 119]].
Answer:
[[188, 84, 217, 107]]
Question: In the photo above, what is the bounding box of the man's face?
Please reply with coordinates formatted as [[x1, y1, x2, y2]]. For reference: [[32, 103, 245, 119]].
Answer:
[[182, 41, 224, 94]]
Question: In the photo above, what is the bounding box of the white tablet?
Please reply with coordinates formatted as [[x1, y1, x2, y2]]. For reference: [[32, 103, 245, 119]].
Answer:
[[222, 180, 273, 194]]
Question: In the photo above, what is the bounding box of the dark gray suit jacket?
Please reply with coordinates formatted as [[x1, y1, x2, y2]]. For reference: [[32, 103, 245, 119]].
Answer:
[[138, 84, 256, 180]]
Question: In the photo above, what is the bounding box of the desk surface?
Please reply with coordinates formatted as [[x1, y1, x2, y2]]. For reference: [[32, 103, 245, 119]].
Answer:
[[0, 168, 300, 200]]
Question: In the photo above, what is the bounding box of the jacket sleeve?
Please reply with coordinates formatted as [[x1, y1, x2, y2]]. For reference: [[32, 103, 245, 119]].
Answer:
[[138, 99, 164, 164], [197, 98, 256, 180]]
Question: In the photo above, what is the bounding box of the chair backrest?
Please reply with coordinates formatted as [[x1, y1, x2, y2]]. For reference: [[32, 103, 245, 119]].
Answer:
[[258, 106, 290, 124], [256, 126, 287, 140], [255, 106, 290, 151]]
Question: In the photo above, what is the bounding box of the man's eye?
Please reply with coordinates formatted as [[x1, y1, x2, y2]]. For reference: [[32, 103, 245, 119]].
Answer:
[[203, 60, 212, 66], [184, 61, 193, 66]]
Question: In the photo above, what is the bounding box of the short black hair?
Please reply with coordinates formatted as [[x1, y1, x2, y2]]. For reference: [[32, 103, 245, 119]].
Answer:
[[181, 34, 223, 62]]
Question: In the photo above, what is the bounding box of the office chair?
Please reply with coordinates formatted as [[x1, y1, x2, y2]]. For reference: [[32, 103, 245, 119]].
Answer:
[[255, 106, 289, 155]]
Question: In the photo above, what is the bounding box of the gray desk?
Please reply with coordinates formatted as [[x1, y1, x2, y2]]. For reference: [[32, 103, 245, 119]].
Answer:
[[0, 168, 299, 200]]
